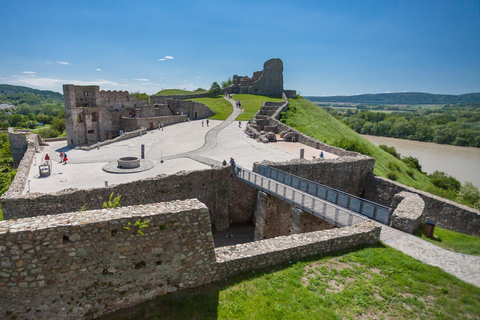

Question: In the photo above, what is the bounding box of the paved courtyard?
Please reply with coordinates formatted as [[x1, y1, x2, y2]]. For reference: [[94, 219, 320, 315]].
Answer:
[[24, 99, 337, 195]]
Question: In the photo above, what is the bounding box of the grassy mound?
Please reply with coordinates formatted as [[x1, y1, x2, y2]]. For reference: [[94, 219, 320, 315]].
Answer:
[[283, 98, 435, 189], [231, 94, 284, 121], [188, 96, 233, 120], [413, 225, 480, 256], [100, 245, 480, 319]]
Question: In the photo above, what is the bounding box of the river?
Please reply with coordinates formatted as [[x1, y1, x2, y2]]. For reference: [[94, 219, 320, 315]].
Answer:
[[362, 135, 480, 188]]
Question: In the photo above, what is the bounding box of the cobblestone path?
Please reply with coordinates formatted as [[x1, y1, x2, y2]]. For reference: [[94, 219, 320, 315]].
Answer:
[[380, 224, 480, 287]]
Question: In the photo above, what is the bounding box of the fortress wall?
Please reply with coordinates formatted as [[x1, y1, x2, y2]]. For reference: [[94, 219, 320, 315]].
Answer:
[[166, 99, 215, 119], [120, 115, 187, 131], [257, 156, 375, 197], [0, 198, 380, 319], [0, 200, 219, 319], [214, 220, 381, 281], [150, 92, 212, 104], [7, 128, 28, 167], [2, 133, 40, 198], [76, 128, 146, 151], [365, 175, 480, 236], [0, 167, 258, 231]]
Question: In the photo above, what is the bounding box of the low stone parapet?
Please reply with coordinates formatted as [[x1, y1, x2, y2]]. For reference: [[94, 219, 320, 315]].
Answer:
[[390, 191, 425, 233]]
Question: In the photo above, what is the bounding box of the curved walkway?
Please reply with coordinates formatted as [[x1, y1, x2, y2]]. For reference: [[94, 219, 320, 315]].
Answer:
[[380, 224, 480, 287], [167, 96, 241, 166]]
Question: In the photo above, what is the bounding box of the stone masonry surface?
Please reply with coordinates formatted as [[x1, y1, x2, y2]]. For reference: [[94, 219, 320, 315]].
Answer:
[[366, 175, 480, 236], [390, 191, 425, 233], [0, 199, 380, 319]]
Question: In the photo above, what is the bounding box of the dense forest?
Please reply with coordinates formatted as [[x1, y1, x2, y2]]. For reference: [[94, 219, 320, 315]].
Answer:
[[0, 84, 65, 138], [323, 104, 480, 148]]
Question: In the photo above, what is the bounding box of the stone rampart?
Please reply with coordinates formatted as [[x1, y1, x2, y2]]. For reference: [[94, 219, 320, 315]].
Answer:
[[2, 133, 40, 198], [0, 167, 258, 232], [256, 156, 375, 197], [75, 128, 147, 151], [150, 92, 213, 104], [120, 115, 187, 131], [0, 198, 380, 319], [166, 99, 214, 119], [365, 176, 480, 236], [214, 220, 380, 279], [390, 191, 425, 233], [7, 128, 29, 167], [0, 200, 218, 319]]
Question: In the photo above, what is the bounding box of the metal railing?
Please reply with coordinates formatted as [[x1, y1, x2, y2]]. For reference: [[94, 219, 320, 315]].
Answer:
[[256, 164, 392, 224], [234, 166, 366, 227]]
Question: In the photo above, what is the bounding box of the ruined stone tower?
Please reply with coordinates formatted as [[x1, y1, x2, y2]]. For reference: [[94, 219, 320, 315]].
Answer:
[[224, 58, 288, 97]]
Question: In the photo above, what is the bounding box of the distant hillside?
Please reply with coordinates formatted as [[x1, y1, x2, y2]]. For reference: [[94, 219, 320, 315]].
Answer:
[[0, 84, 63, 106], [305, 92, 480, 105], [0, 84, 63, 100]]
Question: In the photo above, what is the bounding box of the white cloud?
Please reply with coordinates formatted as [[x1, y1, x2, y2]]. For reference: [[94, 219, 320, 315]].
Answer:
[[59, 61, 70, 65], [96, 68, 102, 71], [158, 58, 166, 61], [46, 61, 51, 64], [21, 71, 36, 74], [175, 83, 198, 91], [165, 56, 174, 59], [134, 78, 149, 82]]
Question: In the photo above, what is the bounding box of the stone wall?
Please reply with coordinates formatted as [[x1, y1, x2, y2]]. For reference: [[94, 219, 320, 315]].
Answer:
[[120, 115, 187, 131], [365, 176, 480, 236], [166, 99, 215, 119], [0, 200, 218, 319], [2, 133, 40, 197], [254, 192, 294, 240], [215, 220, 381, 280], [0, 167, 258, 232], [256, 156, 375, 197], [7, 128, 28, 167], [292, 209, 335, 234], [150, 92, 213, 104], [76, 128, 147, 151], [390, 191, 425, 233], [0, 198, 380, 319]]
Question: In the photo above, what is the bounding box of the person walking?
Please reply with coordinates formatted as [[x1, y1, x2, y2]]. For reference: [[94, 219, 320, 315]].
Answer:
[[59, 151, 64, 163], [202, 120, 204, 127], [63, 153, 68, 164], [206, 119, 209, 127], [238, 121, 242, 128]]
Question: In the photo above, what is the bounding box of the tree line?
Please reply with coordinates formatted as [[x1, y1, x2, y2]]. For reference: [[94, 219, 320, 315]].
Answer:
[[325, 104, 480, 148]]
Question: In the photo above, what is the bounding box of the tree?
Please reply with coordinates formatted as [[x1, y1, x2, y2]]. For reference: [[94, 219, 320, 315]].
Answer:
[[50, 117, 65, 133], [209, 82, 221, 96], [221, 77, 233, 89]]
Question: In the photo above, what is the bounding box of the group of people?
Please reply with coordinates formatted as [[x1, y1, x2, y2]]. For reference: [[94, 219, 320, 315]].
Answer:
[[201, 119, 210, 127], [59, 151, 68, 164], [235, 100, 241, 108]]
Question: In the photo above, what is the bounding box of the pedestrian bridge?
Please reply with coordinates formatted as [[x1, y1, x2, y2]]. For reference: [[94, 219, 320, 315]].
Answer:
[[234, 165, 392, 228]]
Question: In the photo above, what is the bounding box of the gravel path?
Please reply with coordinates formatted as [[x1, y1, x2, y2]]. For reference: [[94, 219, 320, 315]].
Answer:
[[380, 224, 480, 287]]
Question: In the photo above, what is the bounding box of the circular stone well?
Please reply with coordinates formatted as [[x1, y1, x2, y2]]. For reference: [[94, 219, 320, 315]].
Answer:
[[117, 157, 140, 169]]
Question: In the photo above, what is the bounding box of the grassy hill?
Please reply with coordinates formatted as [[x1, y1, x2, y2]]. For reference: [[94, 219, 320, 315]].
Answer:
[[0, 84, 63, 103], [283, 98, 458, 199], [306, 92, 480, 105]]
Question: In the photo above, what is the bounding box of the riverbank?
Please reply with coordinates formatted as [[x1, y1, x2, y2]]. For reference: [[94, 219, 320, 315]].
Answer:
[[362, 135, 480, 188]]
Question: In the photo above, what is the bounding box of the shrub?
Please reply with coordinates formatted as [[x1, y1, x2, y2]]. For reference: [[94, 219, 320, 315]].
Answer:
[[38, 127, 60, 138], [406, 169, 415, 178], [379, 144, 400, 158], [402, 156, 423, 172], [457, 182, 480, 209], [334, 138, 373, 156], [388, 161, 400, 171], [387, 171, 398, 180], [428, 171, 461, 192]]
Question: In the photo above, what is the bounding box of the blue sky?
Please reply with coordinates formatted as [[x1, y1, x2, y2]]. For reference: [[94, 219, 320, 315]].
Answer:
[[0, 0, 479, 96]]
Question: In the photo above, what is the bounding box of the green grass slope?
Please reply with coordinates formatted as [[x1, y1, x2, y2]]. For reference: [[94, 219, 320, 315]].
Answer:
[[100, 245, 480, 319], [283, 98, 435, 190], [189, 96, 233, 120], [232, 94, 284, 121]]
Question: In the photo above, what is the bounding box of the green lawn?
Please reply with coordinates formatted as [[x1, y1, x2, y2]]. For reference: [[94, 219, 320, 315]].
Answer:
[[231, 94, 284, 121], [101, 245, 480, 319], [156, 89, 207, 95], [189, 96, 233, 120], [414, 225, 480, 256]]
